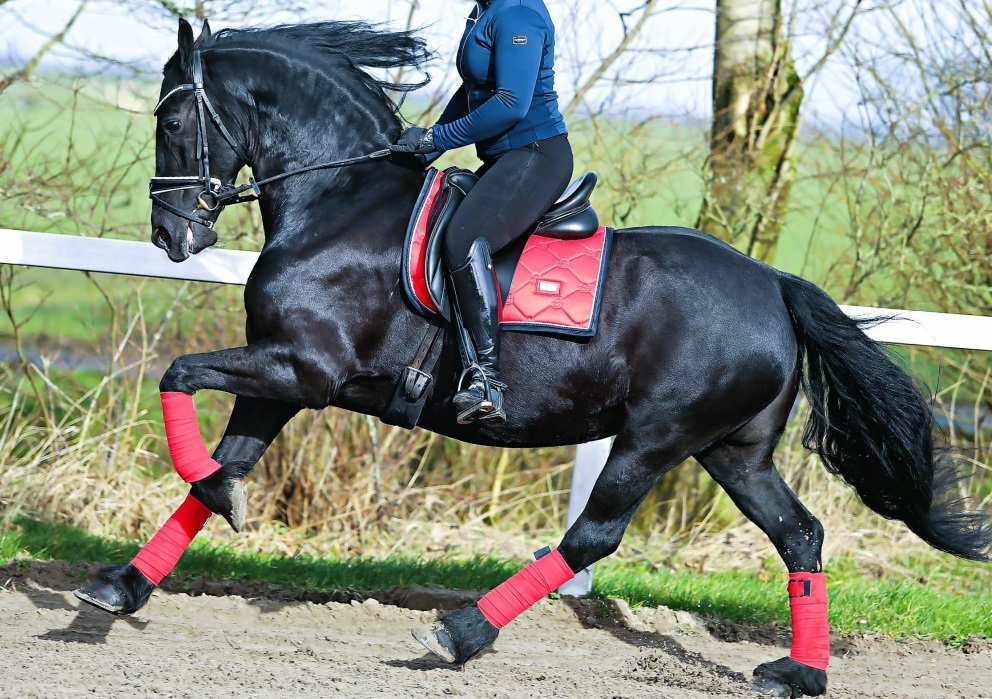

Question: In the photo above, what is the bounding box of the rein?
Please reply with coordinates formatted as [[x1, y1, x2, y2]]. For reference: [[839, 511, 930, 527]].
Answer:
[[149, 50, 390, 229]]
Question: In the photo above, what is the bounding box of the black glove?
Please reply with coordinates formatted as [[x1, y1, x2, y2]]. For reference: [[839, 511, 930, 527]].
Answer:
[[390, 126, 436, 155]]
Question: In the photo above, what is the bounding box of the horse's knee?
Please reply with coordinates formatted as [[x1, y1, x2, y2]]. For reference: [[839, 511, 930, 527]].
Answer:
[[558, 519, 624, 572], [160, 357, 194, 393]]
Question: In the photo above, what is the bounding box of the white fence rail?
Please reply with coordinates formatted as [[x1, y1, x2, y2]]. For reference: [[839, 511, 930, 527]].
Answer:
[[5, 229, 992, 351], [4, 228, 992, 595]]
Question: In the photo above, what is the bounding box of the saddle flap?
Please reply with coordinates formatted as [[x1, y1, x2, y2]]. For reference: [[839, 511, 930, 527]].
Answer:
[[424, 168, 480, 315], [401, 168, 445, 319]]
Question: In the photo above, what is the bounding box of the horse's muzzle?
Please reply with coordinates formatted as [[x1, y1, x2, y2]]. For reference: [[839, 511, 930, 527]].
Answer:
[[151, 206, 218, 262]]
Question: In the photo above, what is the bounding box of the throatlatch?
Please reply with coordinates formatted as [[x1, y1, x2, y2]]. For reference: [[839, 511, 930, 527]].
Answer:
[[476, 547, 576, 629], [788, 572, 830, 670]]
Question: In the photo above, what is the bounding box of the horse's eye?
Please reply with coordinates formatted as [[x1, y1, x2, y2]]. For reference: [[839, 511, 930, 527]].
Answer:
[[164, 120, 182, 134]]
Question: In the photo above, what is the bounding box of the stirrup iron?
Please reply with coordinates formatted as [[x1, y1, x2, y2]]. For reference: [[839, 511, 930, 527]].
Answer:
[[456, 364, 506, 425]]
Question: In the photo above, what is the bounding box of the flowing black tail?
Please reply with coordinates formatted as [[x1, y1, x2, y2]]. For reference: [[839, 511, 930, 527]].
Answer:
[[777, 273, 991, 561]]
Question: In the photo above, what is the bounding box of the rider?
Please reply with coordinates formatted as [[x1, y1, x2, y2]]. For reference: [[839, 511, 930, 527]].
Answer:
[[391, 0, 573, 425]]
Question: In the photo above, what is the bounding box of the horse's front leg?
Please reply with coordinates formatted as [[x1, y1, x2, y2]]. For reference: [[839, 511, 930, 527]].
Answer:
[[155, 341, 325, 524], [190, 395, 301, 531], [75, 342, 310, 616]]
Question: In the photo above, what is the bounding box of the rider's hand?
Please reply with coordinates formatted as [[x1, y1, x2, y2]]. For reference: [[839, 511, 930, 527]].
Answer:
[[390, 126, 436, 155]]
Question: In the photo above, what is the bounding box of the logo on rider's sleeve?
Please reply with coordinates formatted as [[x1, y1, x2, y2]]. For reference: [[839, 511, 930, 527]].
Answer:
[[513, 36, 528, 45]]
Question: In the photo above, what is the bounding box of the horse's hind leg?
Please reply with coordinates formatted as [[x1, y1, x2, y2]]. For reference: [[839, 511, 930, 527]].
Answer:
[[696, 377, 829, 697], [74, 396, 299, 615], [413, 429, 692, 665]]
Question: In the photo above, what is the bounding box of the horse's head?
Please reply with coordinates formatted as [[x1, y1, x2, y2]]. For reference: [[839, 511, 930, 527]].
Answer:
[[148, 18, 433, 261], [150, 18, 243, 262]]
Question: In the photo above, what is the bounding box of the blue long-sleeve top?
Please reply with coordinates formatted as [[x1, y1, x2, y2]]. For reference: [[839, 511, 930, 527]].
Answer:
[[431, 0, 568, 159]]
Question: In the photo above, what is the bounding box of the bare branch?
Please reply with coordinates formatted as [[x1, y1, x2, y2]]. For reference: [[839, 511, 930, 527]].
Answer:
[[562, 0, 661, 120], [0, 0, 90, 95]]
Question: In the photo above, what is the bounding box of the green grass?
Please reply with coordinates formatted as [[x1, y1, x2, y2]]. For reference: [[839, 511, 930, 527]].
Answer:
[[2, 517, 989, 644], [595, 558, 992, 645], [2, 267, 244, 346], [0, 517, 520, 594]]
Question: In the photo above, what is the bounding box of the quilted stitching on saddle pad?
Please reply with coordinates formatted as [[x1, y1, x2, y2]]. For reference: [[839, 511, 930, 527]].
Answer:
[[501, 226, 611, 337]]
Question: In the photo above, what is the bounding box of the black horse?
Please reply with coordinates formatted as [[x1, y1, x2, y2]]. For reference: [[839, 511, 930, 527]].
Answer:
[[78, 19, 989, 698]]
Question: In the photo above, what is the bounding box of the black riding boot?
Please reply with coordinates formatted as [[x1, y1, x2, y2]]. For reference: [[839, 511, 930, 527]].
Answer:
[[450, 238, 506, 424]]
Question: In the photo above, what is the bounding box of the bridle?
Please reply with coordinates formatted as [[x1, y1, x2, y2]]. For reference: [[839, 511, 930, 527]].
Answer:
[[149, 50, 390, 229]]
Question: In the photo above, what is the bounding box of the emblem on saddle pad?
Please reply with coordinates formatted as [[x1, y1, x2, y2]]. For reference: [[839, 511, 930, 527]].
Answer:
[[536, 280, 562, 296], [401, 167, 614, 339]]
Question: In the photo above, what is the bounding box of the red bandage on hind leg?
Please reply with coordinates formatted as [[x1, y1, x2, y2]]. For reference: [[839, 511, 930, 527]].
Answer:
[[788, 572, 830, 671], [131, 494, 211, 585], [477, 549, 576, 629], [161, 392, 222, 483]]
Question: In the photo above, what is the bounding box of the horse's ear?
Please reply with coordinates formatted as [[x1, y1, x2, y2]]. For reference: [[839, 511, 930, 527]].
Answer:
[[178, 17, 195, 73], [195, 19, 212, 47]]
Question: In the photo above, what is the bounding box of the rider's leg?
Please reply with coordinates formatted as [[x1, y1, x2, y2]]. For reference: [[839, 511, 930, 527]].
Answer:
[[448, 237, 506, 423], [444, 135, 573, 422]]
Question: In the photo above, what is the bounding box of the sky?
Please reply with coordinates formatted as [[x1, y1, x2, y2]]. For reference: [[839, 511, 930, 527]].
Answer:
[[0, 0, 871, 128]]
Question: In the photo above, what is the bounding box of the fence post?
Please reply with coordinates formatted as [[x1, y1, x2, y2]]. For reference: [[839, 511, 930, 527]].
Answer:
[[558, 438, 612, 597]]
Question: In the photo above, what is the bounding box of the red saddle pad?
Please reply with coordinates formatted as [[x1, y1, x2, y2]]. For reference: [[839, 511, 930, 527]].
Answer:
[[501, 226, 611, 337]]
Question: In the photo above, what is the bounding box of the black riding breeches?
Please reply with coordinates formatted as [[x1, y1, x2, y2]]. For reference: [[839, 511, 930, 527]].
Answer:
[[443, 134, 574, 267]]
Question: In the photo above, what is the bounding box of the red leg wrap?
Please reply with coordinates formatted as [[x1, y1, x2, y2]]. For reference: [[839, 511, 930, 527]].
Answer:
[[161, 392, 222, 483], [477, 549, 576, 629], [788, 572, 830, 671], [131, 494, 211, 585]]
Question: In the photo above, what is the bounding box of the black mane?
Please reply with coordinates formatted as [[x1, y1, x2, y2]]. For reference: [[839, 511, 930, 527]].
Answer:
[[166, 21, 433, 113]]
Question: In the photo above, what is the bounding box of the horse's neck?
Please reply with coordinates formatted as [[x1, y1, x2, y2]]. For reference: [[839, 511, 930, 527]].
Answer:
[[249, 161, 425, 292], [245, 165, 427, 397], [227, 51, 425, 285]]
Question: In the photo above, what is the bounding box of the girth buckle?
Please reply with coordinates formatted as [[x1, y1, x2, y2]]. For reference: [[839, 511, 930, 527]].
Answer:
[[402, 366, 434, 402]]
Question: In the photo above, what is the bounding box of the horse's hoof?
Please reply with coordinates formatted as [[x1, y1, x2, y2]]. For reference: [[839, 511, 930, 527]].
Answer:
[[753, 657, 827, 697], [411, 605, 499, 665], [750, 675, 795, 697], [412, 622, 457, 663], [190, 474, 247, 533], [228, 479, 247, 533], [74, 563, 155, 616]]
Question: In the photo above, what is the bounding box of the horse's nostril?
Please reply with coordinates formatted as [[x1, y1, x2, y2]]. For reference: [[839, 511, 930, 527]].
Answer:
[[155, 227, 170, 247]]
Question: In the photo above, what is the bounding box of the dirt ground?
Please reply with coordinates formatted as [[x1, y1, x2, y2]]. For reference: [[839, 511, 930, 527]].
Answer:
[[0, 560, 988, 699]]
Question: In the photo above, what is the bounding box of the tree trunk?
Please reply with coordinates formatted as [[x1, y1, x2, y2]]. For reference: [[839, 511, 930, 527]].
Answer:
[[696, 0, 803, 263]]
